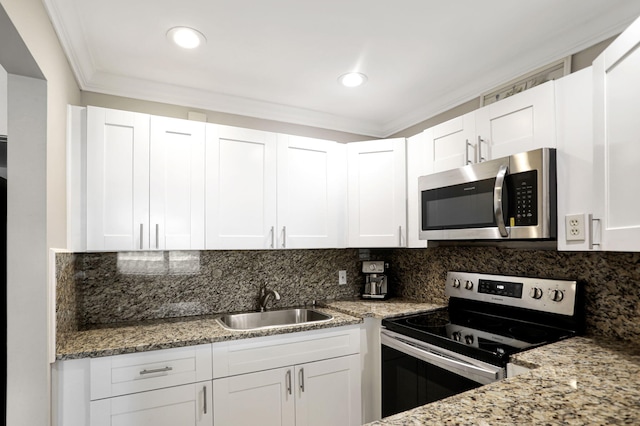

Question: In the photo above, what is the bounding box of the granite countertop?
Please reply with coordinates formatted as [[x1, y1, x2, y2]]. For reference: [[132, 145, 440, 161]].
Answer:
[[325, 298, 445, 319], [55, 306, 361, 360], [367, 336, 640, 425], [56, 298, 439, 360]]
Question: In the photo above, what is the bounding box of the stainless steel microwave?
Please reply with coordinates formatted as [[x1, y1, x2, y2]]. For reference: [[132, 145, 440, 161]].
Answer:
[[418, 148, 556, 241]]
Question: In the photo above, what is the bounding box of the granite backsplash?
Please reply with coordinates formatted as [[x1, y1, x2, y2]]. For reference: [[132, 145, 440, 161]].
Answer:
[[56, 247, 640, 343]]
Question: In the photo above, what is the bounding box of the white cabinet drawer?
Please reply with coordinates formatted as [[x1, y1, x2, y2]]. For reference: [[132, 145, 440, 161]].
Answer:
[[91, 344, 212, 400], [212, 325, 360, 378]]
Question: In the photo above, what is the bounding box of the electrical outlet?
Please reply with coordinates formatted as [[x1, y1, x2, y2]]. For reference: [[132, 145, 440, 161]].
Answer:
[[338, 270, 347, 285], [565, 214, 586, 242]]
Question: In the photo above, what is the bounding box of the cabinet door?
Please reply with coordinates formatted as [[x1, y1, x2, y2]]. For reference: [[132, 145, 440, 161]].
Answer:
[[212, 367, 295, 426], [295, 355, 361, 426], [149, 116, 206, 250], [475, 81, 555, 160], [406, 132, 428, 248], [555, 68, 594, 251], [276, 135, 345, 249], [347, 139, 407, 248], [206, 125, 277, 249], [424, 112, 476, 174], [593, 15, 640, 251], [86, 106, 150, 251], [90, 382, 212, 426]]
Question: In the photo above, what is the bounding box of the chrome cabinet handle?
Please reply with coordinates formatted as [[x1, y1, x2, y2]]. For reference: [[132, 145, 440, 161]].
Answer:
[[203, 385, 207, 414], [270, 226, 275, 249], [299, 368, 305, 392], [286, 370, 292, 395], [493, 165, 509, 238], [282, 226, 287, 248], [139, 366, 173, 375], [589, 214, 601, 249], [139, 224, 144, 250], [155, 224, 159, 249], [398, 226, 403, 247], [478, 136, 486, 162], [464, 139, 473, 165]]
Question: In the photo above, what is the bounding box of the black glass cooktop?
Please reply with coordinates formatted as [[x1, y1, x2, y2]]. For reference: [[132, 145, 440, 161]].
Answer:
[[382, 308, 576, 366]]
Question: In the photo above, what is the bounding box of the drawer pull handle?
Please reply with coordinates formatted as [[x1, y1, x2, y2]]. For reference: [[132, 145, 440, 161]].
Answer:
[[139, 366, 173, 375]]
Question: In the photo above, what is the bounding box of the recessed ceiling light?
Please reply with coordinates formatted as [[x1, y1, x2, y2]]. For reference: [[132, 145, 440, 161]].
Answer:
[[167, 27, 206, 49], [339, 72, 368, 88]]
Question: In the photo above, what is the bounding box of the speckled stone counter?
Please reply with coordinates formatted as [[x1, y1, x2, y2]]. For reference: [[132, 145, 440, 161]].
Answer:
[[325, 298, 445, 319], [55, 307, 361, 360], [367, 336, 640, 425]]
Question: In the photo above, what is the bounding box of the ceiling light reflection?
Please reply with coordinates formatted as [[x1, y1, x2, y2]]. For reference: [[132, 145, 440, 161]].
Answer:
[[339, 72, 367, 88], [167, 27, 206, 49]]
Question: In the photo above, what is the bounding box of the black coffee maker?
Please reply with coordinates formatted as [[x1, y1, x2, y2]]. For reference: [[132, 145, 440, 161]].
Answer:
[[361, 261, 388, 299]]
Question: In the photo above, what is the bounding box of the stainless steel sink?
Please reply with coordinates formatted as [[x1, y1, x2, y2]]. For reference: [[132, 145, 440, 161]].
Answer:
[[216, 308, 333, 331]]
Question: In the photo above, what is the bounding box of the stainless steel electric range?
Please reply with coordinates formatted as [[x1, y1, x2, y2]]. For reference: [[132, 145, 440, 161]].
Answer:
[[380, 271, 584, 418]]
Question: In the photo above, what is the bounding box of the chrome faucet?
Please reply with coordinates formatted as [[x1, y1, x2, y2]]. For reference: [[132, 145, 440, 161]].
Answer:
[[259, 285, 281, 312]]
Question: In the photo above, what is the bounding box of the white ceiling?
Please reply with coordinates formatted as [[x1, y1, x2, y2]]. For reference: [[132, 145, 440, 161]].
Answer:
[[43, 0, 640, 137]]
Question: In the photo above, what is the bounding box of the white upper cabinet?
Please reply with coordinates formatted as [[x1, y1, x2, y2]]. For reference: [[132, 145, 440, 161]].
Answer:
[[421, 82, 556, 179], [347, 138, 407, 248], [86, 106, 151, 251], [205, 124, 277, 250], [276, 135, 346, 249], [593, 15, 640, 251], [149, 116, 206, 250], [406, 132, 428, 248], [86, 107, 206, 251], [475, 81, 556, 160], [205, 126, 344, 249], [424, 112, 477, 174], [555, 67, 594, 251]]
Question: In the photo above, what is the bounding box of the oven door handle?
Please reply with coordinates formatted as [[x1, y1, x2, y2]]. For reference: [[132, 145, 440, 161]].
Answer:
[[381, 330, 502, 385], [494, 164, 509, 238]]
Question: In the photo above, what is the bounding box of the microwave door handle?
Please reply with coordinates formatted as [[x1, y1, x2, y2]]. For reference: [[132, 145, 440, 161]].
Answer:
[[494, 165, 509, 237]]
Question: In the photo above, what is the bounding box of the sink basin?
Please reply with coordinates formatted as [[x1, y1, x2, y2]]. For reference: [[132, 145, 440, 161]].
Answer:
[[216, 308, 333, 331]]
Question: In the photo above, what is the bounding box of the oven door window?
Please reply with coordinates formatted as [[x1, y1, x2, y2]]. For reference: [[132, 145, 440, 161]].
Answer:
[[421, 177, 498, 231], [381, 344, 482, 418]]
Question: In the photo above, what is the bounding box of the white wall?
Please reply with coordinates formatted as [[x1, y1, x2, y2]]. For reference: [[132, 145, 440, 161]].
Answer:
[[0, 0, 81, 425], [6, 73, 48, 426]]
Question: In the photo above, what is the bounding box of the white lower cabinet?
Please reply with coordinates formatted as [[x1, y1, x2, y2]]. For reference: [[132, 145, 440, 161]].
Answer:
[[55, 327, 361, 426], [213, 366, 295, 426], [212, 355, 360, 426], [90, 381, 212, 426], [212, 325, 362, 426]]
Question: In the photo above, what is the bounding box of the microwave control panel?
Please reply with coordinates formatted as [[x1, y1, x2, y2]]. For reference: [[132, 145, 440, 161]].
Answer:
[[508, 170, 538, 226]]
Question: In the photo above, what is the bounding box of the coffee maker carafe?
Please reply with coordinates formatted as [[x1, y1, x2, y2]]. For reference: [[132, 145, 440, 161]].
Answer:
[[362, 261, 388, 299]]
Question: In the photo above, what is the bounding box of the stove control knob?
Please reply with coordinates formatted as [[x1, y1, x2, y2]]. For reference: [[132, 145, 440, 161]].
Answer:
[[549, 289, 564, 302], [464, 334, 474, 345], [452, 331, 462, 342], [452, 278, 461, 288], [465, 280, 474, 290], [529, 287, 543, 299]]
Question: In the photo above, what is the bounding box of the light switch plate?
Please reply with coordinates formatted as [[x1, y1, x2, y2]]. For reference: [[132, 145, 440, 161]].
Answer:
[[338, 270, 347, 285]]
